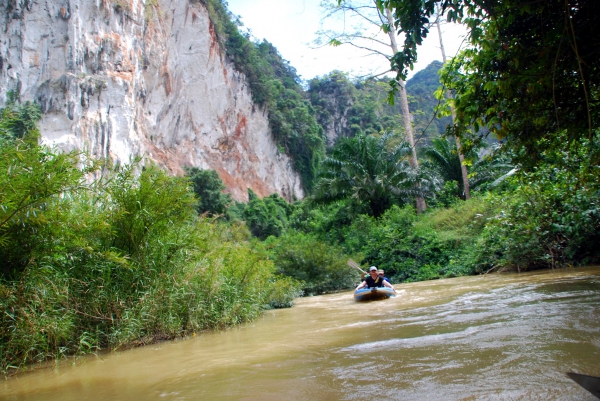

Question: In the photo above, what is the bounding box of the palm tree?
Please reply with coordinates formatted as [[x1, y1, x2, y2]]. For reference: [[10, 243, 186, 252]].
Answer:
[[312, 133, 425, 217], [422, 137, 467, 199], [315, 1, 427, 213], [423, 137, 513, 200]]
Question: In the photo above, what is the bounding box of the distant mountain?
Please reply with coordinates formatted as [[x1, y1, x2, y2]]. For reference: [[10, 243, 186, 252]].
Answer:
[[406, 61, 452, 143], [307, 61, 450, 148]]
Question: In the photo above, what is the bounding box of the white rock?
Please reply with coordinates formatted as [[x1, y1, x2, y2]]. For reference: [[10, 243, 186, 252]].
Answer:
[[0, 0, 304, 202]]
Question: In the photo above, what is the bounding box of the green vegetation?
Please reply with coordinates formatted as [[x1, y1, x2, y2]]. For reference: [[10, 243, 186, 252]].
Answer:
[[307, 66, 449, 146], [181, 0, 597, 288], [385, 0, 599, 164], [0, 102, 302, 374], [341, 205, 473, 282], [186, 167, 232, 217], [312, 133, 424, 217], [2, 0, 600, 377], [245, 130, 597, 283], [421, 137, 512, 205], [243, 190, 293, 240], [263, 232, 356, 295], [470, 132, 600, 271]]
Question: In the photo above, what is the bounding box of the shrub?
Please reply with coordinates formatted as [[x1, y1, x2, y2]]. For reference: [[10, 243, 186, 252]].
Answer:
[[185, 167, 232, 217], [342, 203, 487, 282], [469, 134, 600, 271], [265, 231, 357, 295], [0, 152, 303, 374], [0, 117, 89, 278], [243, 190, 293, 239]]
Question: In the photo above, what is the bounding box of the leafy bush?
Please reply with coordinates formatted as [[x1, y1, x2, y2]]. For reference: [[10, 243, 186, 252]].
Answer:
[[263, 275, 304, 309], [289, 198, 367, 245], [264, 231, 357, 295], [243, 190, 293, 239], [342, 206, 449, 282], [0, 116, 303, 373], [340, 201, 494, 282], [0, 104, 90, 278], [468, 133, 600, 271], [186, 167, 232, 217], [0, 95, 41, 141]]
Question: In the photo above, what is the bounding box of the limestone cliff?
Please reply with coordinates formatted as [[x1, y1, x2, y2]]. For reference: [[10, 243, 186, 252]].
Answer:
[[0, 0, 304, 202]]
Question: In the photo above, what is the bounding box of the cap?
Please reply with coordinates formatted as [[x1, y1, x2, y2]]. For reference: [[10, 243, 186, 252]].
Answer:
[[369, 266, 377, 272]]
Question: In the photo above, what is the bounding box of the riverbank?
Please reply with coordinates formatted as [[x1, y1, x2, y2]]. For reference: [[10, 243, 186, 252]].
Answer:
[[0, 129, 303, 375], [2, 266, 599, 400]]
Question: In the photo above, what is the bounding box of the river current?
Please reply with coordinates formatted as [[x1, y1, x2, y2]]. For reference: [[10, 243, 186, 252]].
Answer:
[[2, 266, 599, 400]]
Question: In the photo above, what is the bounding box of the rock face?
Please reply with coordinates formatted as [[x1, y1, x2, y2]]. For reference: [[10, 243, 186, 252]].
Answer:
[[0, 0, 304, 202]]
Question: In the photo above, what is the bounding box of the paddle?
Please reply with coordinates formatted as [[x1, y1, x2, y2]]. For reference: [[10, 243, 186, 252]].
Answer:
[[347, 259, 367, 275], [567, 372, 600, 399]]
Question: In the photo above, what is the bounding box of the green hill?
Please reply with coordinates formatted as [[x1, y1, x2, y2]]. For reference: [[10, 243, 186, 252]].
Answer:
[[307, 61, 450, 148]]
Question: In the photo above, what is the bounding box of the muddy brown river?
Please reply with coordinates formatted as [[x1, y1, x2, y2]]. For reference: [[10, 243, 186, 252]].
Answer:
[[1, 266, 599, 400]]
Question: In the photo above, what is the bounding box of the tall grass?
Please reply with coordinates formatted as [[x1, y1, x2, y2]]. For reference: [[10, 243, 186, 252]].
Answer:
[[0, 121, 302, 374]]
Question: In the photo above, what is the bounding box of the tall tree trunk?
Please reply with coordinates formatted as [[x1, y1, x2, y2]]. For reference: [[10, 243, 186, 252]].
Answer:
[[435, 5, 470, 200], [385, 8, 427, 213]]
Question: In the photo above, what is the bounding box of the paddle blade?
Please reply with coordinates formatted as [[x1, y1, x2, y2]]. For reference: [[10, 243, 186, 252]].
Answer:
[[347, 259, 366, 274], [567, 372, 600, 399]]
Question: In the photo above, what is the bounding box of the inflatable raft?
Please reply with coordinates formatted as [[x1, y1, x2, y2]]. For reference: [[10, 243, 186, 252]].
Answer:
[[354, 286, 395, 302]]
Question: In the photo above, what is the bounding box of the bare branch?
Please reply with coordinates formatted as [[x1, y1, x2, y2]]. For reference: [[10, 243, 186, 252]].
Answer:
[[323, 1, 383, 28], [335, 32, 392, 48], [339, 41, 391, 59]]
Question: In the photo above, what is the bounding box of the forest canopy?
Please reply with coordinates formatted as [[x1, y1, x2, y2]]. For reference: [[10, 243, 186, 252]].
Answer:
[[381, 0, 600, 165]]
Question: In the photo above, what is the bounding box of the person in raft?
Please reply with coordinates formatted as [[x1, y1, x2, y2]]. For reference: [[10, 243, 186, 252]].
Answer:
[[356, 266, 395, 292], [377, 269, 390, 282]]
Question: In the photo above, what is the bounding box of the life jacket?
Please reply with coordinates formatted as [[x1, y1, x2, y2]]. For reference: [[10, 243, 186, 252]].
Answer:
[[364, 276, 384, 288]]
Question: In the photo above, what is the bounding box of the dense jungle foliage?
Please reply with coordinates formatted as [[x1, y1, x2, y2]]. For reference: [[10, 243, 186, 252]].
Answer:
[[0, 100, 302, 374], [200, 0, 599, 286], [1, 0, 599, 375], [384, 0, 600, 164]]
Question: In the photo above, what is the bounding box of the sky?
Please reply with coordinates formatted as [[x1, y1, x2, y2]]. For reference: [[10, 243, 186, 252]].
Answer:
[[226, 0, 468, 82]]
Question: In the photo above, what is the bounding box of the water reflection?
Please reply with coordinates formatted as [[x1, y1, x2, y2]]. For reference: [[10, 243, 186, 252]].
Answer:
[[1, 266, 599, 400]]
